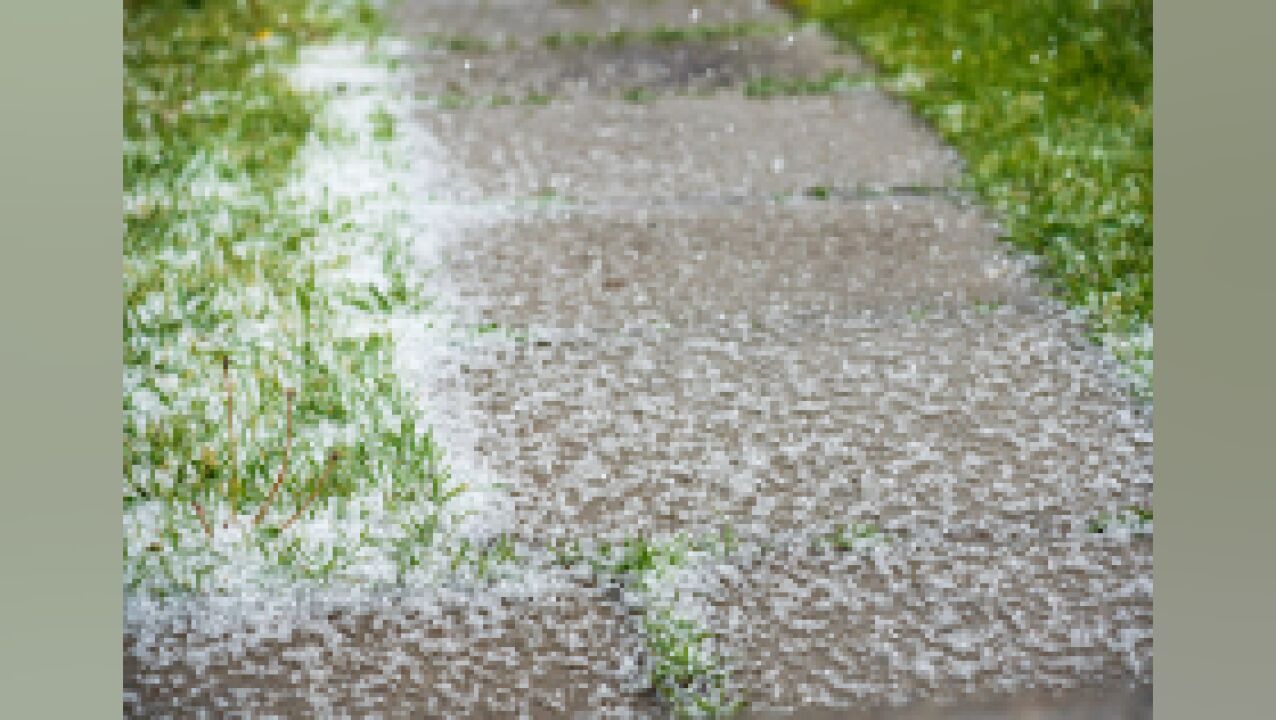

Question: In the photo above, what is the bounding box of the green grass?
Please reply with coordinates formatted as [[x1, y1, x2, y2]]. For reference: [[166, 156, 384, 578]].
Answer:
[[973, 299, 1004, 315], [644, 607, 746, 718], [622, 87, 658, 104], [580, 527, 936, 717], [578, 524, 887, 716], [744, 70, 876, 98], [418, 33, 498, 53], [551, 531, 745, 717], [815, 522, 892, 551], [523, 91, 554, 106], [123, 0, 461, 594], [792, 0, 1152, 342], [370, 104, 396, 140], [1087, 505, 1153, 534], [448, 533, 520, 579], [541, 22, 793, 50]]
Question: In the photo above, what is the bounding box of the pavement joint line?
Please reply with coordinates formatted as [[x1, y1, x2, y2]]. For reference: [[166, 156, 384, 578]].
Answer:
[[410, 75, 884, 110], [417, 185, 977, 211], [414, 21, 807, 53], [443, 526, 1153, 566]]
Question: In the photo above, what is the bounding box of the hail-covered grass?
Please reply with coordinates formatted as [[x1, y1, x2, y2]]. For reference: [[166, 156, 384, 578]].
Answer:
[[1086, 506, 1154, 536], [743, 70, 877, 99], [792, 0, 1153, 392], [813, 522, 893, 552], [541, 21, 796, 50], [643, 606, 744, 719], [559, 531, 746, 718], [123, 0, 478, 596]]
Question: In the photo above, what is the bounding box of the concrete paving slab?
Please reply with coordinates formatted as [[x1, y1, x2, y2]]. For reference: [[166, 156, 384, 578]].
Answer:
[[692, 538, 1152, 714], [404, 25, 863, 100], [742, 685, 1152, 720], [419, 92, 960, 199], [402, 202, 1150, 545], [383, 0, 1154, 713], [123, 577, 661, 718], [405, 312, 1151, 547], [390, 0, 786, 43], [426, 201, 1035, 330]]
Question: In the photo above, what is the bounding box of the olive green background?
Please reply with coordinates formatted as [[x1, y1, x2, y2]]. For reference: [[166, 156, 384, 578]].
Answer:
[[1, 1, 1274, 717], [1, 0, 122, 716], [1154, 1, 1276, 717]]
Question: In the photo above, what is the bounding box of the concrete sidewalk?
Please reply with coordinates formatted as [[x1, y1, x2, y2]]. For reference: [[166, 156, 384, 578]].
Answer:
[[125, 1, 1152, 716]]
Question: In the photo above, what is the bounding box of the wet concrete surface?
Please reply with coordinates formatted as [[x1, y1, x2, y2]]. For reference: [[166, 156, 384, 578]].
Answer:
[[408, 25, 862, 100], [418, 92, 959, 201], [695, 537, 1151, 713], [416, 202, 1151, 549], [126, 0, 1152, 716], [429, 202, 1028, 327], [124, 579, 662, 719], [744, 684, 1152, 720], [417, 313, 1152, 547], [394, 0, 782, 43]]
